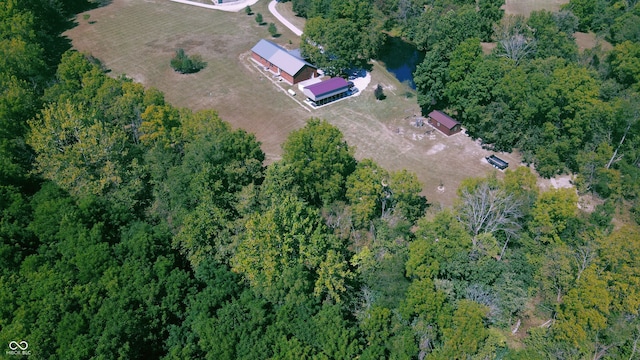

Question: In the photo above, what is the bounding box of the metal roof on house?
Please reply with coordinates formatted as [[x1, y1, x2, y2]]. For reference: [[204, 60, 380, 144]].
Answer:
[[288, 49, 303, 59], [428, 110, 460, 130], [251, 39, 315, 77], [303, 77, 349, 101]]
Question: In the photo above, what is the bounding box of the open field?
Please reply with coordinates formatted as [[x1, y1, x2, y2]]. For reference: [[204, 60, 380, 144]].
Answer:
[[66, 0, 523, 207], [274, 1, 306, 33], [574, 31, 614, 53], [503, 0, 569, 16], [67, 0, 305, 161], [311, 67, 522, 206]]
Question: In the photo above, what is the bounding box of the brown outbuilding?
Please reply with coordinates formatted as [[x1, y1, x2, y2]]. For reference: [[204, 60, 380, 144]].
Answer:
[[427, 110, 462, 136]]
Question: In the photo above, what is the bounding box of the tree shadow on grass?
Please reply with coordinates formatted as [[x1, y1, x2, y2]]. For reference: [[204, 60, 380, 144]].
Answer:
[[91, 0, 113, 9]]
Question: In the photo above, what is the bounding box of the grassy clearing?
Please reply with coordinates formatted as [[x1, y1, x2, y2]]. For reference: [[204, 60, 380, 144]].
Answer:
[[503, 0, 569, 16], [274, 1, 306, 32], [67, 0, 306, 161], [66, 0, 523, 207], [574, 31, 614, 53]]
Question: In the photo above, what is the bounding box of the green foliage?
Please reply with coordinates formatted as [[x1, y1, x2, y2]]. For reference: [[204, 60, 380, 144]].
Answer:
[[4, 0, 640, 358], [300, 0, 384, 75], [28, 100, 145, 208], [291, 0, 310, 17], [357, 249, 411, 310], [140, 104, 181, 147], [408, 210, 472, 279], [537, 244, 574, 303], [554, 265, 611, 349], [170, 48, 207, 74], [564, 0, 597, 31], [411, 4, 481, 53], [244, 5, 252, 15], [268, 22, 277, 37], [0, 73, 37, 178], [410, 0, 640, 188], [401, 277, 451, 328], [608, 41, 640, 89], [530, 188, 579, 244], [255, 12, 263, 25], [478, 0, 504, 41], [0, 185, 34, 269], [312, 304, 361, 358], [232, 195, 351, 303], [388, 169, 427, 224], [414, 48, 448, 114], [610, 10, 640, 44], [597, 226, 640, 314], [528, 10, 578, 61], [438, 299, 490, 359], [346, 159, 388, 228], [282, 118, 356, 206]]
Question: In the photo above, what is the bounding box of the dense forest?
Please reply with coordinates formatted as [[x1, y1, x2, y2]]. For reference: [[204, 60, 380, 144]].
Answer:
[[1, 0, 640, 359]]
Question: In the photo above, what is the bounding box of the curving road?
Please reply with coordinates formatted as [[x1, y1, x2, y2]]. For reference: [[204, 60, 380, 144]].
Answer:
[[169, 0, 260, 13], [268, 0, 303, 36]]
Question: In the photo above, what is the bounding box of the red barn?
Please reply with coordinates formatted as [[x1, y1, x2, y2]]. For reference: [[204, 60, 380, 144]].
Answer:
[[427, 110, 462, 136], [251, 39, 318, 85]]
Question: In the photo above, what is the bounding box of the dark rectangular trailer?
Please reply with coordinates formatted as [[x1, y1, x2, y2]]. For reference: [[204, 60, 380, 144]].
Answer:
[[486, 155, 509, 170]]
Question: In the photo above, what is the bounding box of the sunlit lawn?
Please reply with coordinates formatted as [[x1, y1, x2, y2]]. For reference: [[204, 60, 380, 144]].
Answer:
[[67, 0, 522, 207]]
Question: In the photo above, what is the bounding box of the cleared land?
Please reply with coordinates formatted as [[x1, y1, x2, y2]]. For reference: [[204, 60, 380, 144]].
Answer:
[[67, 0, 305, 162], [574, 31, 614, 52], [66, 0, 522, 207], [503, 0, 569, 16]]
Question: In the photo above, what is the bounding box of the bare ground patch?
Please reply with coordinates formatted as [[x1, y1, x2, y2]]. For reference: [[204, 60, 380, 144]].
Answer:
[[481, 42, 497, 55], [574, 31, 613, 53], [503, 0, 569, 16]]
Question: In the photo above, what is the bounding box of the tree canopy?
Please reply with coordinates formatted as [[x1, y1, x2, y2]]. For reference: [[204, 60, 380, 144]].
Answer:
[[1, 0, 640, 359]]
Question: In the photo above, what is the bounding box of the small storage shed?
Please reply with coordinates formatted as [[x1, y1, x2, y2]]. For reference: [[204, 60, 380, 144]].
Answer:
[[486, 155, 509, 170], [251, 39, 318, 85], [302, 77, 350, 106], [427, 110, 462, 136]]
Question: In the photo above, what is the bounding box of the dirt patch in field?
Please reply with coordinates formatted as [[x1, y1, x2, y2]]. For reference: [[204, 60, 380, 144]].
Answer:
[[537, 174, 575, 192], [426, 143, 446, 155], [481, 42, 497, 55], [574, 31, 613, 53], [503, 0, 569, 16]]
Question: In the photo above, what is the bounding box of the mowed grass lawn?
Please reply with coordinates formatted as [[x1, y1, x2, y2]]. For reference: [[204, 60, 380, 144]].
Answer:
[[274, 1, 306, 31], [66, 0, 522, 207], [67, 0, 308, 162]]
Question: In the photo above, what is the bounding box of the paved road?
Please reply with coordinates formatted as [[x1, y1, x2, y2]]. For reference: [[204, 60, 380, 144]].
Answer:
[[170, 0, 218, 9], [169, 0, 259, 12], [268, 0, 303, 36]]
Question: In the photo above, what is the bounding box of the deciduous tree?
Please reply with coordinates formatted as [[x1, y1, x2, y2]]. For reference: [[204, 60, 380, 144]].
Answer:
[[268, 22, 278, 37], [282, 119, 355, 206], [456, 180, 523, 251], [530, 188, 579, 244], [27, 101, 142, 204]]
